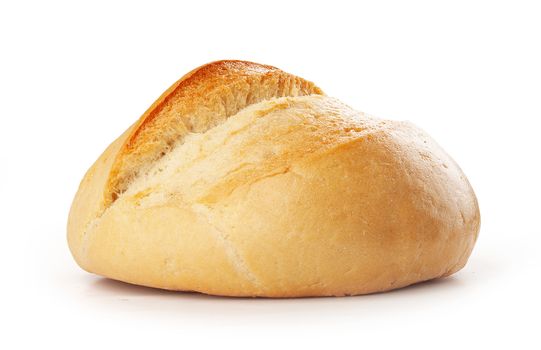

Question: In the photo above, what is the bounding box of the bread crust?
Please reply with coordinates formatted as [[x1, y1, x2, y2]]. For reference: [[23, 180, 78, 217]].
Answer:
[[68, 61, 480, 297], [106, 60, 322, 205]]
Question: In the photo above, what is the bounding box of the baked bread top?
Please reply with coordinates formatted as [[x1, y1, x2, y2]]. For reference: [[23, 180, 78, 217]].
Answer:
[[107, 60, 322, 205]]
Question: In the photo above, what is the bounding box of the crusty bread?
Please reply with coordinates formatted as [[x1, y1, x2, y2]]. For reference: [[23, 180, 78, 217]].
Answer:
[[67, 60, 480, 297]]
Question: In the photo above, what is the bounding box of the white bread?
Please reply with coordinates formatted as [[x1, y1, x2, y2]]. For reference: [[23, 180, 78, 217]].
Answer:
[[67, 60, 480, 297]]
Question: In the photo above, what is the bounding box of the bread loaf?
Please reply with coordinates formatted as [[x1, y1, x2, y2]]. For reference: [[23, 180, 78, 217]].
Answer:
[[67, 60, 480, 297]]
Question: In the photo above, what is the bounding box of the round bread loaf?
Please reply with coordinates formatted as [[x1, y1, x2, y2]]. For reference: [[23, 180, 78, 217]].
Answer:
[[67, 60, 480, 297]]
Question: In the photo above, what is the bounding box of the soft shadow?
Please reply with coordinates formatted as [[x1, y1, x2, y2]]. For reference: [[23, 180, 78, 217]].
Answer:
[[92, 278, 183, 297], [89, 273, 464, 301], [81, 273, 481, 322], [384, 275, 465, 295], [90, 278, 264, 301]]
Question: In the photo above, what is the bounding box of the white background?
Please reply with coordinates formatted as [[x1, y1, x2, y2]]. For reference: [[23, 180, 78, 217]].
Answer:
[[1, 0, 540, 348]]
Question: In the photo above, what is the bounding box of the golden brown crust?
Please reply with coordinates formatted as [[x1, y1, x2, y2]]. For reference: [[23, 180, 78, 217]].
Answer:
[[105, 60, 323, 206], [68, 61, 480, 298]]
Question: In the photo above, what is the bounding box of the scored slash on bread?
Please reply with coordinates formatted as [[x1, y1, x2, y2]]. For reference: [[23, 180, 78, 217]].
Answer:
[[106, 61, 323, 206]]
